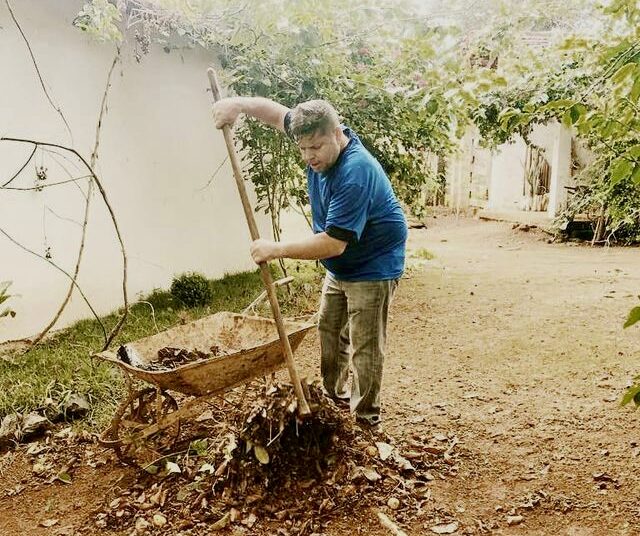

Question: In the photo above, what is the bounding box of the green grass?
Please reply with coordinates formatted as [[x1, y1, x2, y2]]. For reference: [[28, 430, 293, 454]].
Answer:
[[410, 248, 436, 260], [0, 263, 323, 428]]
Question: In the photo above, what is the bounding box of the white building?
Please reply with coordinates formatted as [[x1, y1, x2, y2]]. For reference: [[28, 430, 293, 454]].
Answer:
[[445, 122, 592, 223]]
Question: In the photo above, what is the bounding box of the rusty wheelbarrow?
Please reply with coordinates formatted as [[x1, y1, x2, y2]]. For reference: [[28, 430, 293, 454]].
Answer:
[[96, 310, 314, 463]]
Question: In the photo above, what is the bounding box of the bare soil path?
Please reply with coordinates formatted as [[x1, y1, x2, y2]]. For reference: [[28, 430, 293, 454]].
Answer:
[[1, 216, 639, 536], [385, 216, 640, 535]]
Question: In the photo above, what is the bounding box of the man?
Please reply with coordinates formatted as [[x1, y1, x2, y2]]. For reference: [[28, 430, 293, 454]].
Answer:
[[213, 97, 407, 427]]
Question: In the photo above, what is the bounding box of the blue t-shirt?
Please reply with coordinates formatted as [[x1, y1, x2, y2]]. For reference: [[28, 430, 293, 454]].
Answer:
[[304, 127, 407, 281]]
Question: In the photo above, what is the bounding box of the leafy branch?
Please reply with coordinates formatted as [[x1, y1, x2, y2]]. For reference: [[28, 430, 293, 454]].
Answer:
[[0, 282, 16, 319]]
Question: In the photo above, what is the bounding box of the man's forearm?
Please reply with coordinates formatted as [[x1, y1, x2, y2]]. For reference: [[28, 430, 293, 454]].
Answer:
[[232, 97, 290, 131], [277, 233, 347, 261]]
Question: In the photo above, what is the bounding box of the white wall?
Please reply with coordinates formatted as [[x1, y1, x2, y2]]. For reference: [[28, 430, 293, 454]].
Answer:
[[486, 136, 527, 211], [0, 1, 270, 342], [486, 122, 559, 213], [546, 123, 573, 218]]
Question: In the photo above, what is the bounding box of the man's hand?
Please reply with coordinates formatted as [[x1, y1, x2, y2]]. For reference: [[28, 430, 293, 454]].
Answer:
[[213, 98, 242, 129], [250, 238, 282, 264]]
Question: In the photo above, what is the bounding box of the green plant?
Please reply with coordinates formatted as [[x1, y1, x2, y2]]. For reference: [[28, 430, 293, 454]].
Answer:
[[0, 281, 16, 319], [411, 248, 436, 261], [73, 0, 123, 42], [619, 299, 640, 407], [170, 272, 213, 308], [470, 0, 640, 242]]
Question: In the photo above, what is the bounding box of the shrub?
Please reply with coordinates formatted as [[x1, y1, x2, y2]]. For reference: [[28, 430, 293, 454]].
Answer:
[[170, 272, 212, 308]]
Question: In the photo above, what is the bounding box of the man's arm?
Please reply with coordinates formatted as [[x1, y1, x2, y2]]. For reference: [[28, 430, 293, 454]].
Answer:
[[250, 233, 347, 264], [213, 97, 290, 132]]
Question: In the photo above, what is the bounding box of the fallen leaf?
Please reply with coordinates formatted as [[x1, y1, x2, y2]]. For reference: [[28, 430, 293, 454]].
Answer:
[[144, 464, 159, 475], [165, 461, 181, 474], [40, 519, 59, 528], [507, 515, 524, 525], [362, 467, 382, 481], [152, 513, 167, 528], [375, 442, 394, 461], [176, 488, 191, 502], [254, 445, 270, 465], [210, 512, 230, 530], [195, 410, 214, 422], [592, 472, 616, 482], [199, 463, 215, 474], [430, 521, 458, 534], [241, 513, 257, 527], [392, 453, 415, 471], [57, 472, 72, 484]]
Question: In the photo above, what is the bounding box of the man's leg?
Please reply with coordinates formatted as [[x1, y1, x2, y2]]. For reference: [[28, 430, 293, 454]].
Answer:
[[346, 279, 397, 424], [318, 274, 350, 399]]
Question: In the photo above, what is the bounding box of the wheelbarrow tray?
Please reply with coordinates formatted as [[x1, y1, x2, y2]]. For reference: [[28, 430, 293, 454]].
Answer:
[[95, 312, 314, 397]]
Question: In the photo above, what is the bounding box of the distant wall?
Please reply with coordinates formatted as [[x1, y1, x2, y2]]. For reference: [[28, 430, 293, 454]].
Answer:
[[447, 121, 578, 218], [0, 1, 270, 342]]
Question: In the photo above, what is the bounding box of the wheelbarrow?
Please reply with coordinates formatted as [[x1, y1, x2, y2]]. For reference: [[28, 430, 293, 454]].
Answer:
[[96, 309, 315, 463]]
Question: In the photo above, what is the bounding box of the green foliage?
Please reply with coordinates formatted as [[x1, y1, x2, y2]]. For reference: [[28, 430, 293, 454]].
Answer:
[[621, 298, 639, 407], [470, 0, 640, 242], [86, 0, 467, 222], [624, 305, 640, 329], [0, 281, 16, 319], [170, 272, 213, 308], [73, 0, 123, 43], [218, 1, 465, 221], [621, 382, 640, 408]]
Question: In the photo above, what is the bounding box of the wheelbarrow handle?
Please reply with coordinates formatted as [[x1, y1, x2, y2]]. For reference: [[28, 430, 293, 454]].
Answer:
[[207, 68, 311, 416], [242, 276, 294, 315]]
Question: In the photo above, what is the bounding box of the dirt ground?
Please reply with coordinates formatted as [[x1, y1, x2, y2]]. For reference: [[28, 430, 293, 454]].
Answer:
[[1, 216, 640, 535]]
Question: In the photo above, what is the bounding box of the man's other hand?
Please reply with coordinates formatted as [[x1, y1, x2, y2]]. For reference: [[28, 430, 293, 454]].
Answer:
[[250, 238, 282, 264]]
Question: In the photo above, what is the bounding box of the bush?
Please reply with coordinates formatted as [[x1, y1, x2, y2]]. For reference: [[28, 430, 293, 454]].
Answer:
[[170, 272, 212, 308]]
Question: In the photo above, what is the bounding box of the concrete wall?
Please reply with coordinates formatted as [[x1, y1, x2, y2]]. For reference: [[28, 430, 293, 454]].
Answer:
[[483, 122, 573, 217], [0, 1, 270, 342], [485, 135, 527, 212]]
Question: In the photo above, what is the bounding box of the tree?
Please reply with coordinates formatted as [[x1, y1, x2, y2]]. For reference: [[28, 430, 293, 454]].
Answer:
[[468, 0, 640, 242], [0, 282, 16, 319]]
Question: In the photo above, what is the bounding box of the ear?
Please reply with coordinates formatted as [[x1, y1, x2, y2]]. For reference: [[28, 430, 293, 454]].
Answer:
[[334, 125, 342, 141]]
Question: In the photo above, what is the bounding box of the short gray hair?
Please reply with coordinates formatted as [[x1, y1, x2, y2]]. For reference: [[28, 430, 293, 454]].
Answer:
[[289, 100, 340, 139]]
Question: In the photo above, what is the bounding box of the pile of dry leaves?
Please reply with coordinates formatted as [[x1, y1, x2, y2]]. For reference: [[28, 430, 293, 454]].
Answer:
[[93, 382, 463, 535]]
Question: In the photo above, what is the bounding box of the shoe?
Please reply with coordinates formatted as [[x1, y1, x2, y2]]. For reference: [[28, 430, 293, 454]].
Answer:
[[326, 394, 350, 409], [322, 387, 351, 409], [355, 416, 384, 436]]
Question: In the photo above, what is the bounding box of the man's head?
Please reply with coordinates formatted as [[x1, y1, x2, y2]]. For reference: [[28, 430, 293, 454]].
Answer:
[[289, 100, 345, 173]]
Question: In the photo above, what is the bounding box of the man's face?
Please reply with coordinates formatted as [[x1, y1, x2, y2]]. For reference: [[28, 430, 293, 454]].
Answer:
[[296, 127, 342, 173]]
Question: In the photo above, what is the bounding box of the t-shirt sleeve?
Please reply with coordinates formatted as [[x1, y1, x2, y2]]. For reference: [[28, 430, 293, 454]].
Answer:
[[325, 171, 371, 244]]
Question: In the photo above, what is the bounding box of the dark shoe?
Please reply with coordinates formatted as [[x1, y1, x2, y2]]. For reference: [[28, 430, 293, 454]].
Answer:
[[326, 394, 350, 409], [355, 416, 384, 436], [322, 387, 351, 409]]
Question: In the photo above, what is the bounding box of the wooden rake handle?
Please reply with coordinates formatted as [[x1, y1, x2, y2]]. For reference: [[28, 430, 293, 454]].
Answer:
[[207, 67, 311, 416]]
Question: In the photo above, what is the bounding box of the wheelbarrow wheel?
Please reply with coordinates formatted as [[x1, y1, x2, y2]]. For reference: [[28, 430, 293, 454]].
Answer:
[[101, 387, 181, 465]]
